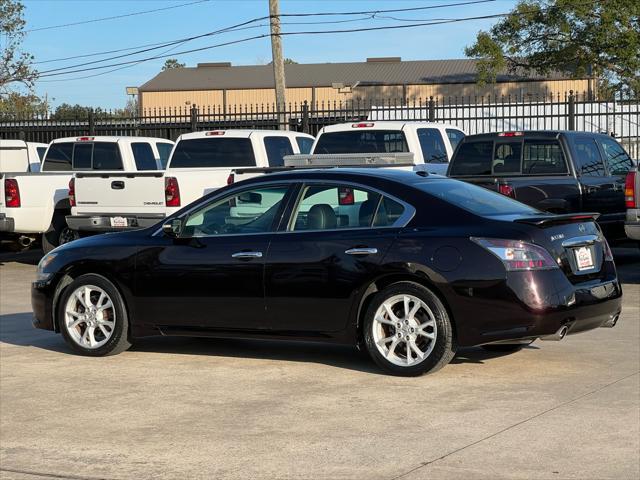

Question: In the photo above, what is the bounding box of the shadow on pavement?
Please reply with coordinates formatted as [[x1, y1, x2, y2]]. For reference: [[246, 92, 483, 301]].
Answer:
[[0, 248, 42, 266], [1, 310, 516, 375], [613, 247, 640, 285]]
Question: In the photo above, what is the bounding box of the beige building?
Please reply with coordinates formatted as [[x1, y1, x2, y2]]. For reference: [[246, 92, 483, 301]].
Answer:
[[138, 57, 592, 115]]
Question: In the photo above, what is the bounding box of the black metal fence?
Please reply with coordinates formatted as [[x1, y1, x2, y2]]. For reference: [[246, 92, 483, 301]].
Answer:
[[2, 91, 638, 157]]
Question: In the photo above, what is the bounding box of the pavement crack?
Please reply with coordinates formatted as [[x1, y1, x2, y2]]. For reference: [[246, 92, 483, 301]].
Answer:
[[389, 370, 640, 480], [0, 467, 121, 480]]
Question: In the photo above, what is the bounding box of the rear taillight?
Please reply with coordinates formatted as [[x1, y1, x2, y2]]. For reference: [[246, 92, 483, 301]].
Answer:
[[68, 178, 76, 207], [164, 177, 180, 207], [602, 237, 614, 262], [471, 237, 558, 271], [227, 173, 235, 185], [625, 171, 636, 208], [4, 179, 20, 208], [498, 183, 515, 197]]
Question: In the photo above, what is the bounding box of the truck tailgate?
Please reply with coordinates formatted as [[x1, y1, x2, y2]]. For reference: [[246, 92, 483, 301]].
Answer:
[[73, 172, 165, 215]]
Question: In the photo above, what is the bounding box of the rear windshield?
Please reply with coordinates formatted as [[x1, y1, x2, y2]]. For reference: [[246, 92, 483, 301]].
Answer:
[[264, 136, 294, 167], [296, 136, 314, 154], [415, 179, 540, 217], [42, 142, 73, 171], [313, 130, 409, 154], [131, 142, 158, 170], [169, 138, 256, 168], [450, 138, 567, 176], [156, 143, 173, 169]]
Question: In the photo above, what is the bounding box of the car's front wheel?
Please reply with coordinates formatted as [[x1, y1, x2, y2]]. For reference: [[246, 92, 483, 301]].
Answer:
[[57, 274, 131, 356], [363, 282, 456, 376]]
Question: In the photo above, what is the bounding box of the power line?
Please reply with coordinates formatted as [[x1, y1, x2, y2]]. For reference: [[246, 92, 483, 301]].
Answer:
[[25, 0, 211, 33], [32, 0, 496, 72], [26, 10, 538, 81]]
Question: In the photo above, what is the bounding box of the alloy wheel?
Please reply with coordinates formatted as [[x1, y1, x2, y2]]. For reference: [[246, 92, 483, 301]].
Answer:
[[372, 294, 437, 367], [64, 285, 116, 349]]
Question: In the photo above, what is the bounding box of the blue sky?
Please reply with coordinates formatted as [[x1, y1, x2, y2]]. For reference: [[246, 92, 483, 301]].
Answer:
[[21, 0, 518, 109]]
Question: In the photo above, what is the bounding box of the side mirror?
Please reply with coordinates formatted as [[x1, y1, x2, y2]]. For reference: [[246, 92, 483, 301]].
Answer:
[[162, 218, 183, 238]]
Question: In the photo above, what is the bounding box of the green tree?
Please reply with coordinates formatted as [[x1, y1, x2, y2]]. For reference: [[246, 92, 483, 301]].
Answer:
[[162, 58, 185, 71], [51, 103, 108, 120], [268, 58, 297, 65], [465, 0, 640, 95], [0, 92, 48, 119], [0, 0, 38, 92]]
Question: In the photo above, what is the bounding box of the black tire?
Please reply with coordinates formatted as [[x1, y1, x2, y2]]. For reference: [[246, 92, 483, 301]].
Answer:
[[57, 274, 131, 356], [363, 281, 456, 377], [481, 340, 535, 353], [42, 212, 79, 254]]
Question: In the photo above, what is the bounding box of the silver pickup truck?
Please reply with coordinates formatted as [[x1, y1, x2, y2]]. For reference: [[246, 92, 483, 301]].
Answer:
[[625, 167, 640, 240]]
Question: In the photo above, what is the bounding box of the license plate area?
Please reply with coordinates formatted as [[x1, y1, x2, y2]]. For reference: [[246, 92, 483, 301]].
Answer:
[[574, 246, 595, 271], [110, 216, 128, 228]]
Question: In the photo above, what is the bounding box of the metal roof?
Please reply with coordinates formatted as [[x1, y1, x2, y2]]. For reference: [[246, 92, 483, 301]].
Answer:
[[139, 59, 575, 92]]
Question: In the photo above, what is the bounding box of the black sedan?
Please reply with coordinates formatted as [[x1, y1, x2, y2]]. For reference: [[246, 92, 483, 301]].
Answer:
[[32, 169, 622, 376]]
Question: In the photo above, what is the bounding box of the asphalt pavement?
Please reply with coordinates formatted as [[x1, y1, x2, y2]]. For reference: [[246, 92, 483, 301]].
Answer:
[[0, 247, 638, 480]]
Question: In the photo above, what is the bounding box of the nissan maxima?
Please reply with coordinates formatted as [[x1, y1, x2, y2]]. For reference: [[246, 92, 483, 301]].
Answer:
[[32, 169, 622, 376]]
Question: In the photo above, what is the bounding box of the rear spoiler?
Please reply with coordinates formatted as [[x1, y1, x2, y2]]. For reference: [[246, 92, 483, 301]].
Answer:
[[514, 213, 600, 227]]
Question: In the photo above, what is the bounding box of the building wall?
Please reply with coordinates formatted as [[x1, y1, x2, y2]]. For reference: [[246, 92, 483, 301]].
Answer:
[[140, 79, 591, 115]]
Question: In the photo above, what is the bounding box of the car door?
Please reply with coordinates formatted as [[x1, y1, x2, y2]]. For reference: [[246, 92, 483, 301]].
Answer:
[[570, 135, 618, 217], [134, 184, 294, 332], [264, 182, 413, 333]]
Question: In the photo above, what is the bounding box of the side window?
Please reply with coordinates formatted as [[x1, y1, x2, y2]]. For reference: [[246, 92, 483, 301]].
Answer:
[[573, 138, 605, 176], [598, 138, 633, 175], [446, 129, 465, 150], [417, 128, 448, 163], [449, 141, 493, 176], [493, 141, 522, 174], [92, 142, 123, 170], [264, 136, 294, 167], [522, 140, 567, 174], [373, 197, 406, 227], [131, 142, 158, 170], [296, 136, 314, 154], [36, 147, 47, 160], [156, 143, 173, 169], [72, 143, 93, 169], [183, 186, 289, 237], [42, 142, 73, 171]]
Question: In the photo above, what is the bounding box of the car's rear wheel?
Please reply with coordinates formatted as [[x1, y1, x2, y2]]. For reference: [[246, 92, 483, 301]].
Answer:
[[57, 274, 131, 356], [363, 282, 456, 376]]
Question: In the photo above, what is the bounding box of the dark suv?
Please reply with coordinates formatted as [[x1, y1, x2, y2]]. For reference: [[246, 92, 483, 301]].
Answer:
[[447, 131, 636, 242]]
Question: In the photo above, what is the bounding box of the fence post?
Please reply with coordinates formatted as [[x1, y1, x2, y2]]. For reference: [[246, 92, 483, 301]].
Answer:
[[88, 109, 95, 135], [568, 91, 576, 131], [301, 101, 310, 134], [428, 96, 436, 122], [190, 105, 198, 132]]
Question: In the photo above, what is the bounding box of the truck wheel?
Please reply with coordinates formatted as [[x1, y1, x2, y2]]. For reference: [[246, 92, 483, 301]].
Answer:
[[42, 212, 79, 254]]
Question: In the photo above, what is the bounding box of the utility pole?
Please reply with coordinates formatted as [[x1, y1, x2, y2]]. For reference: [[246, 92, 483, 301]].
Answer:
[[269, 0, 287, 130]]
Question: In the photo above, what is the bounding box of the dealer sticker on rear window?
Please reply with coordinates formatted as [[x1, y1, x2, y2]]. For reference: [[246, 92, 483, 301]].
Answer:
[[575, 246, 594, 271]]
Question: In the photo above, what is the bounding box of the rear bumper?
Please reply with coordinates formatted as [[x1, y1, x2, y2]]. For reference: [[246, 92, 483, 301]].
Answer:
[[66, 214, 165, 232], [450, 266, 623, 347], [0, 213, 15, 232], [625, 208, 640, 240]]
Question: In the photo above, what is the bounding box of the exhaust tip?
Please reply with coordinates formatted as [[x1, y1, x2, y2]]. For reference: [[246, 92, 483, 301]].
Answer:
[[601, 314, 619, 328], [540, 325, 569, 341]]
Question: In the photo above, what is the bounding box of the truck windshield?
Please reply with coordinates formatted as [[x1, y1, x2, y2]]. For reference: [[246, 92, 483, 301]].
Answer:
[[169, 138, 256, 168], [415, 179, 540, 217], [313, 130, 409, 154]]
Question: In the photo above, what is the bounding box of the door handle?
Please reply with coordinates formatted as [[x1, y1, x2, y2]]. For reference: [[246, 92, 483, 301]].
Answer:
[[585, 186, 598, 194], [345, 247, 378, 256], [231, 251, 263, 259], [111, 181, 125, 190]]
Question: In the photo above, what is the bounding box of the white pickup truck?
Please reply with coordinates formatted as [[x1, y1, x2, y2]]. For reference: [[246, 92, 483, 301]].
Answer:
[[0, 140, 48, 173], [0, 136, 173, 252], [310, 121, 465, 175], [67, 129, 315, 234]]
